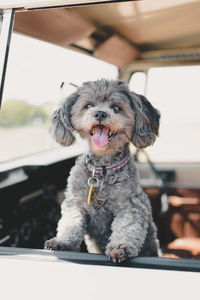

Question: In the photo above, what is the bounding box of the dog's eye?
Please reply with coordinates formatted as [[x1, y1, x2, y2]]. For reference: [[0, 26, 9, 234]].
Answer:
[[84, 103, 93, 109], [112, 105, 122, 113]]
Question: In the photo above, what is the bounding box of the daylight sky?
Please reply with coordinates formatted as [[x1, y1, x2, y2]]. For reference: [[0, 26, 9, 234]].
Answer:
[[3, 33, 118, 106]]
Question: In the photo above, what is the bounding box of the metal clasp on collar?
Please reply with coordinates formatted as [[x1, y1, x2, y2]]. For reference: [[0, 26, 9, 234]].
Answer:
[[87, 166, 99, 205]]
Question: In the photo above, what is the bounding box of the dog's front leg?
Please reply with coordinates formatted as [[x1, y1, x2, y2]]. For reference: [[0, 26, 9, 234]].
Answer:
[[44, 202, 86, 252], [105, 206, 149, 263]]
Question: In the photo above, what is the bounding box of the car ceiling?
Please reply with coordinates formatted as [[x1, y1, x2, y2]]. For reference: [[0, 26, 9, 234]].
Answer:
[[13, 0, 200, 69]]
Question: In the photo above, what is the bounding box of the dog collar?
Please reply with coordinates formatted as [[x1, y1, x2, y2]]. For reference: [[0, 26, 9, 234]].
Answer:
[[86, 153, 131, 175]]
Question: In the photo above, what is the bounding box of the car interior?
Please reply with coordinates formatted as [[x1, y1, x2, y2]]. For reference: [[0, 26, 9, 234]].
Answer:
[[1, 0, 200, 270]]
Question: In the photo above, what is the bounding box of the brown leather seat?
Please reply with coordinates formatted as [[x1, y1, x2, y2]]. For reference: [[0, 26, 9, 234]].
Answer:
[[163, 237, 200, 259]]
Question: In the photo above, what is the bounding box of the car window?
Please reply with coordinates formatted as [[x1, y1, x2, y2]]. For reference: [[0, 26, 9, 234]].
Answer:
[[144, 66, 200, 163], [129, 72, 146, 95], [0, 33, 118, 163]]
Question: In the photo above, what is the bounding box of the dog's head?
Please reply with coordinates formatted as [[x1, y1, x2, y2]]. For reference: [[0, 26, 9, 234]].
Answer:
[[50, 79, 160, 155]]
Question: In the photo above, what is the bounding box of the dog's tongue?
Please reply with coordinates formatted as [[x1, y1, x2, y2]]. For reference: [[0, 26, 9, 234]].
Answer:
[[91, 126, 109, 147]]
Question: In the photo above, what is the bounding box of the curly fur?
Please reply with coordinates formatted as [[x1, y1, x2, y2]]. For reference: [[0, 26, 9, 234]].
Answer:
[[44, 79, 160, 263]]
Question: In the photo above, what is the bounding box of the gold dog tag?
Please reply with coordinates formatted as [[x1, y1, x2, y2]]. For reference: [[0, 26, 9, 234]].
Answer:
[[87, 183, 94, 205]]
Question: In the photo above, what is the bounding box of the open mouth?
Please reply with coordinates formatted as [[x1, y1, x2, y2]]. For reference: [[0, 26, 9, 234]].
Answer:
[[90, 125, 116, 148]]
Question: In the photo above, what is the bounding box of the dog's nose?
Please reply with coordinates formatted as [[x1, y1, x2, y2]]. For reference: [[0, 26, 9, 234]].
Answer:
[[94, 111, 107, 120]]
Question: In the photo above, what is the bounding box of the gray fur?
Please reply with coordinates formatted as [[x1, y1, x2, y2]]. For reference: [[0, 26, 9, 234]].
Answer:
[[45, 79, 160, 263], [50, 92, 78, 146], [130, 93, 160, 148]]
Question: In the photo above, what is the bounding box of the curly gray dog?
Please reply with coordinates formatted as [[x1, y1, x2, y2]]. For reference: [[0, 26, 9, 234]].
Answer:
[[44, 79, 160, 263]]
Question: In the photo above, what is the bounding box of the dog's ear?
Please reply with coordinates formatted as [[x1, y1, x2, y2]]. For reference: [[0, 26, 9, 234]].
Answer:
[[129, 92, 160, 149], [50, 92, 78, 146]]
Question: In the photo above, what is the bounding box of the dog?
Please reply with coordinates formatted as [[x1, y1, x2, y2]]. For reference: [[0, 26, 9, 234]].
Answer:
[[44, 79, 160, 263]]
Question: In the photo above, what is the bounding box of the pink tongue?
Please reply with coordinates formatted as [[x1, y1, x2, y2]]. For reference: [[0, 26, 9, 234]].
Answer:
[[91, 126, 109, 147]]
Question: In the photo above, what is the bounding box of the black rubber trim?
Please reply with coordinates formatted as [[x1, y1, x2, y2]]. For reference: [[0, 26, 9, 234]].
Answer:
[[26, 0, 133, 11], [70, 43, 94, 55], [0, 246, 199, 272], [0, 9, 14, 108]]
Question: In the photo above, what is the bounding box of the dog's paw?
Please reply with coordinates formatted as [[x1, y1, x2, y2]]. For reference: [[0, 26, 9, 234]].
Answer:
[[105, 243, 138, 263], [44, 237, 74, 251]]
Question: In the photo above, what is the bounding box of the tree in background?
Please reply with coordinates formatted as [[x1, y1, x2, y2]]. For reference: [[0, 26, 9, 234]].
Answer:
[[0, 100, 49, 127]]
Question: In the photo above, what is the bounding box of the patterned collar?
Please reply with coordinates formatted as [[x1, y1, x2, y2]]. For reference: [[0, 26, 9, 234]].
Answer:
[[86, 153, 131, 176]]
